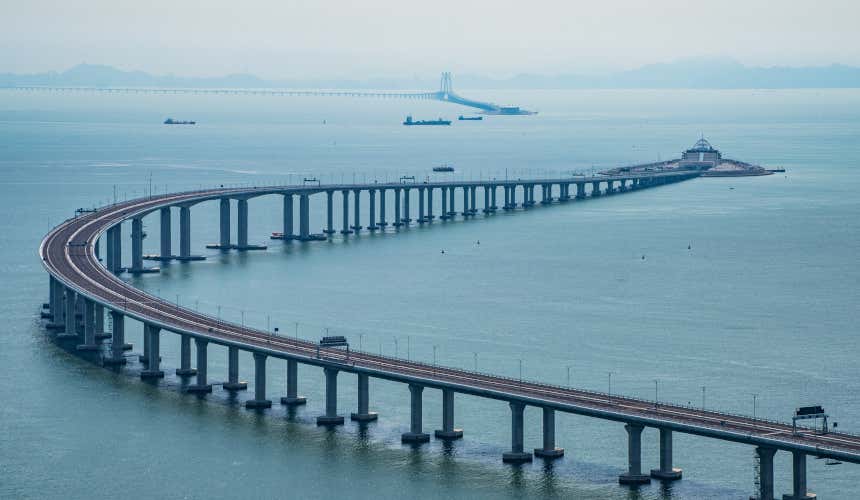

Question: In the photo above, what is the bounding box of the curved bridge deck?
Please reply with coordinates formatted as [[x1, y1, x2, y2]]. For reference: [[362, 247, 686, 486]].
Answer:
[[40, 173, 859, 497]]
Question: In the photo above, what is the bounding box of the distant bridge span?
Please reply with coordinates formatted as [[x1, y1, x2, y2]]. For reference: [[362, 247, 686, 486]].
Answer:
[[7, 72, 525, 114]]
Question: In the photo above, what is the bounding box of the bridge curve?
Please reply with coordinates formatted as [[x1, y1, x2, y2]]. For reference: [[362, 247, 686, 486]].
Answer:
[[39, 173, 859, 497]]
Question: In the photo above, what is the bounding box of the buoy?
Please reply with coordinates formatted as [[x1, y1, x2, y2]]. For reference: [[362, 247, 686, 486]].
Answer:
[[441, 249, 445, 254], [641, 255, 646, 260]]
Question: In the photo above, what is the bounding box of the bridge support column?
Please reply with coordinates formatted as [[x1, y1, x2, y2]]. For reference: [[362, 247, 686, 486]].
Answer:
[[427, 187, 434, 222], [541, 185, 551, 204], [130, 217, 144, 272], [280, 359, 306, 405], [223, 346, 247, 391], [440, 187, 449, 219], [237, 198, 249, 248], [340, 190, 352, 234], [402, 188, 411, 224], [378, 189, 387, 227], [576, 183, 585, 199], [510, 185, 518, 209], [393, 188, 402, 227], [368, 189, 378, 230], [650, 428, 682, 480], [448, 186, 456, 217], [351, 189, 362, 231], [470, 186, 477, 214], [323, 191, 335, 235], [534, 408, 564, 458], [503, 401, 532, 463], [103, 310, 127, 365], [160, 207, 172, 259], [176, 334, 196, 376], [417, 187, 426, 223], [282, 193, 294, 240], [111, 224, 123, 272], [503, 185, 510, 209], [317, 367, 344, 425], [434, 388, 463, 439], [76, 298, 99, 351], [59, 287, 76, 339], [351, 373, 378, 421], [219, 198, 231, 248], [46, 276, 62, 327], [483, 185, 491, 213], [299, 194, 310, 240], [245, 352, 272, 408], [783, 451, 816, 499], [591, 181, 601, 197], [402, 384, 429, 443], [490, 185, 497, 210], [756, 446, 777, 500], [140, 324, 164, 379], [619, 424, 650, 484], [461, 186, 469, 216], [178, 206, 194, 259], [187, 338, 212, 393]]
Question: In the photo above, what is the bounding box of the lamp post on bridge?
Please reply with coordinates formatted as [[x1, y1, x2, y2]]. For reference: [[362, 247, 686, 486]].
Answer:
[[566, 365, 573, 389]]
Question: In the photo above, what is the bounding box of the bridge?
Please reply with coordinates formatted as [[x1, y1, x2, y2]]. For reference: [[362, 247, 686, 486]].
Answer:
[[8, 72, 526, 114], [40, 173, 854, 500]]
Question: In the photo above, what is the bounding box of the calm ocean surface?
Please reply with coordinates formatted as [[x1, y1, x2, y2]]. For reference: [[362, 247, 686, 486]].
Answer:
[[1, 88, 859, 499]]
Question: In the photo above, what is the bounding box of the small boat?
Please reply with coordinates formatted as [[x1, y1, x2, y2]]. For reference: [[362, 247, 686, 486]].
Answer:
[[403, 115, 451, 126], [458, 115, 483, 121], [433, 164, 455, 173], [164, 118, 196, 125]]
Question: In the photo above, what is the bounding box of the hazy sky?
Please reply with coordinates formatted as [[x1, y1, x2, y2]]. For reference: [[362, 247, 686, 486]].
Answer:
[[2, 0, 859, 78]]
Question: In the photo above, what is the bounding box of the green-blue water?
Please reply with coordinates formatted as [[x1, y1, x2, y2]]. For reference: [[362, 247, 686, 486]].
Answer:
[[1, 89, 859, 499]]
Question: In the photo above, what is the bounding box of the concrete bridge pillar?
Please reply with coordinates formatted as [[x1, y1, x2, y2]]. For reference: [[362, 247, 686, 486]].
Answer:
[[534, 408, 564, 458], [440, 187, 449, 219], [490, 185, 498, 210], [591, 181, 601, 197], [299, 194, 310, 240], [785, 451, 816, 499], [368, 189, 378, 230], [350, 373, 378, 421], [160, 207, 171, 259], [47, 276, 60, 325], [576, 183, 585, 199], [112, 224, 123, 272], [619, 424, 650, 484], [650, 428, 682, 480], [140, 324, 164, 379], [503, 185, 510, 209], [223, 346, 247, 391], [317, 367, 344, 425], [402, 384, 430, 443], [756, 446, 777, 500], [483, 185, 491, 213], [434, 388, 463, 439], [324, 191, 335, 235], [470, 186, 477, 214], [105, 226, 116, 271], [503, 401, 532, 463], [607, 180, 616, 195], [448, 186, 456, 217], [427, 187, 434, 222], [393, 188, 402, 227], [403, 188, 411, 223], [245, 352, 272, 408], [340, 190, 352, 234], [417, 187, 426, 223], [62, 287, 76, 338], [378, 189, 387, 227], [77, 298, 99, 351], [237, 198, 249, 248], [280, 359, 306, 405], [351, 189, 362, 231], [219, 198, 231, 248], [130, 217, 144, 271], [461, 186, 469, 216], [179, 206, 191, 258], [283, 194, 294, 240], [510, 185, 518, 209], [176, 334, 196, 376], [187, 338, 213, 393], [103, 310, 127, 365]]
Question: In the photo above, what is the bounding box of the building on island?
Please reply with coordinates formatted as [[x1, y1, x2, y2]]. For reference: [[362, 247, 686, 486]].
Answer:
[[679, 138, 722, 169]]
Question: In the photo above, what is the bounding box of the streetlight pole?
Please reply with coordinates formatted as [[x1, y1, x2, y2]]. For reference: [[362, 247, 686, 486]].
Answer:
[[294, 322, 299, 340], [473, 352, 478, 372], [433, 345, 438, 372], [394, 337, 398, 358], [608, 372, 613, 403], [518, 359, 523, 382], [654, 379, 659, 410], [753, 393, 758, 424], [359, 333, 364, 351], [702, 386, 706, 410], [566, 365, 572, 389]]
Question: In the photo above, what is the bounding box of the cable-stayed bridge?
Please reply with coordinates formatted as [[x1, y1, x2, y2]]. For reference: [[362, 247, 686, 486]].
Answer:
[[7, 72, 534, 114]]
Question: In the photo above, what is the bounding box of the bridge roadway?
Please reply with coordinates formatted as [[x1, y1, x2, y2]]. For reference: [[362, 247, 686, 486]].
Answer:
[[40, 174, 858, 498]]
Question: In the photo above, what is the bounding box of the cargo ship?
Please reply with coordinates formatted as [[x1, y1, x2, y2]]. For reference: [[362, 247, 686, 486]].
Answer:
[[433, 164, 455, 172], [458, 115, 483, 121], [403, 115, 450, 126], [164, 118, 196, 125]]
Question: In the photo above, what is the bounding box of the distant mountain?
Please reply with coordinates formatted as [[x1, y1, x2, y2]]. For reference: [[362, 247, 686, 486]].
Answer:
[[3, 60, 860, 90]]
